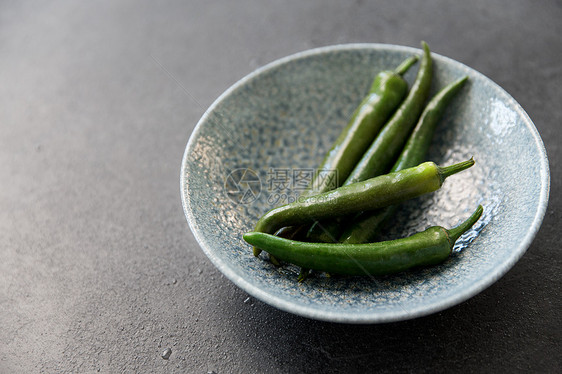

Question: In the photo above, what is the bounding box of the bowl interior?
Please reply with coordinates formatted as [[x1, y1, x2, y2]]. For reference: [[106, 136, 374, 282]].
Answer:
[[181, 44, 549, 323]]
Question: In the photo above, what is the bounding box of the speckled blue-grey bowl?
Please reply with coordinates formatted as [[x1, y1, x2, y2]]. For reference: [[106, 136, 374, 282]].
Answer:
[[180, 44, 549, 323]]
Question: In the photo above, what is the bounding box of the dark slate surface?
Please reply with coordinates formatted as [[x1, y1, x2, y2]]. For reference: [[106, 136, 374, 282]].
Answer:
[[1, 1, 560, 373]]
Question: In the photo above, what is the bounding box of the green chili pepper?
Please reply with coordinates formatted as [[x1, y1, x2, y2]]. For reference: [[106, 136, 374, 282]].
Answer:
[[302, 55, 418, 196], [245, 206, 483, 277], [273, 55, 418, 243], [306, 41, 433, 243], [347, 42, 433, 182], [340, 76, 469, 244], [252, 158, 474, 256]]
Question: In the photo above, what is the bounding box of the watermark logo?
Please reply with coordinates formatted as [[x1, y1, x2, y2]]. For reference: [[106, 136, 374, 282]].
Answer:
[[224, 167, 338, 205], [224, 168, 261, 204]]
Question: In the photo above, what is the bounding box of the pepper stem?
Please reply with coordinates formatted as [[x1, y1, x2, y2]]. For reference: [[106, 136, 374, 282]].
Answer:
[[447, 205, 484, 243], [297, 268, 311, 283], [438, 157, 475, 183], [269, 254, 281, 266], [395, 55, 419, 76]]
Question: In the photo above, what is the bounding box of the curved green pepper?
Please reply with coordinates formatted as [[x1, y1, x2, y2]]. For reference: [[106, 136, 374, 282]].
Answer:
[[301, 55, 418, 196], [245, 206, 483, 276]]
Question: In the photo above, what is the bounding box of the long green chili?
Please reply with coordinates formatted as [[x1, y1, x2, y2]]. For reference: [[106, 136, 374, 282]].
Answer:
[[244, 206, 483, 277]]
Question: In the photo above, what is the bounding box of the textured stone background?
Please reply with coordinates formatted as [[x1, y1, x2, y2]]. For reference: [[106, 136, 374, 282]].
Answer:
[[1, 1, 560, 372]]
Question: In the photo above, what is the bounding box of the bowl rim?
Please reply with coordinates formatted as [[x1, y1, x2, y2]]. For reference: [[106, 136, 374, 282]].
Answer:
[[180, 43, 550, 323]]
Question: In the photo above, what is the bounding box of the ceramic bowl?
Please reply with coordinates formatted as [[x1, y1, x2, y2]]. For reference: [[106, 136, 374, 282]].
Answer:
[[180, 44, 549, 323]]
